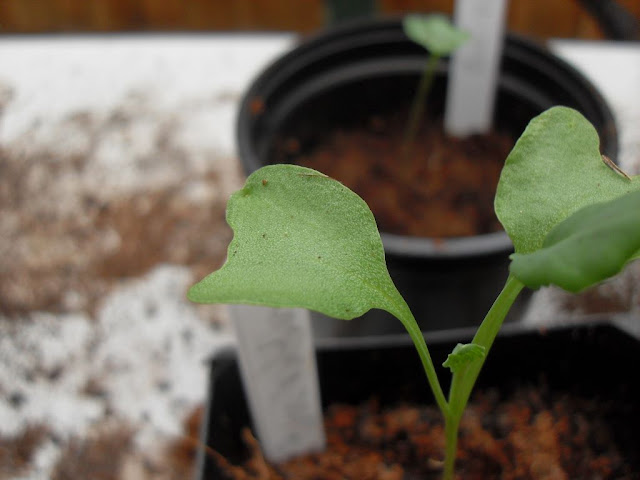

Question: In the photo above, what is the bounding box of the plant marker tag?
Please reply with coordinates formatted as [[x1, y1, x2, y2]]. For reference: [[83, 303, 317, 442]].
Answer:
[[229, 304, 326, 463], [444, 0, 508, 136]]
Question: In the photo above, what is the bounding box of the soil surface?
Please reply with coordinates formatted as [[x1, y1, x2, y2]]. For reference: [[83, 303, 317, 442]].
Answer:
[[282, 113, 514, 238], [213, 386, 634, 480]]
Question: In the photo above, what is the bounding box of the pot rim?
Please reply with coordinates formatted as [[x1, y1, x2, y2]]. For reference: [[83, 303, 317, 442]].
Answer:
[[236, 16, 618, 261]]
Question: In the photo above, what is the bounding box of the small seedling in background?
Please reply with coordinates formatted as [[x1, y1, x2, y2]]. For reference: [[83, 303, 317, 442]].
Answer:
[[188, 107, 640, 479], [401, 14, 469, 158]]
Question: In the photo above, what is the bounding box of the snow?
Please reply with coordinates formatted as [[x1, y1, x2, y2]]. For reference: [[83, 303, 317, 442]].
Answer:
[[0, 265, 234, 478]]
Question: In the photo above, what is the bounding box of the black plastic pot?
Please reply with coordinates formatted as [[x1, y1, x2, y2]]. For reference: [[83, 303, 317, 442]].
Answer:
[[196, 319, 640, 478], [236, 18, 618, 335]]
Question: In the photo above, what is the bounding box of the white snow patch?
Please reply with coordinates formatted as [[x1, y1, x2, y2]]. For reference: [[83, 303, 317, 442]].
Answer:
[[0, 264, 234, 478]]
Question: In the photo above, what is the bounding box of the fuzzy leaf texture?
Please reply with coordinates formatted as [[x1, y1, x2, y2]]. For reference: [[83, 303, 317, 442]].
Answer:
[[495, 106, 640, 256], [402, 14, 469, 56], [188, 165, 409, 321], [510, 190, 640, 292], [443, 343, 486, 374]]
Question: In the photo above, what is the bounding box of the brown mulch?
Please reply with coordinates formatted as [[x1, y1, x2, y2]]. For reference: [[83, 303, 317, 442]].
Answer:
[[213, 387, 632, 480], [0, 123, 234, 317], [51, 425, 134, 480], [0, 425, 49, 480], [288, 114, 513, 238]]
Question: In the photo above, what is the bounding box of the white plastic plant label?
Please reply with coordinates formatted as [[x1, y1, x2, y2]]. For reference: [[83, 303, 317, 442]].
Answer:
[[445, 0, 508, 136], [229, 305, 326, 463]]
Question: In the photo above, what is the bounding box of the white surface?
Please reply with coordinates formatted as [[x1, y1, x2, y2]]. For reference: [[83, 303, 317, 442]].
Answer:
[[0, 34, 293, 148], [445, 0, 507, 135], [0, 266, 235, 478]]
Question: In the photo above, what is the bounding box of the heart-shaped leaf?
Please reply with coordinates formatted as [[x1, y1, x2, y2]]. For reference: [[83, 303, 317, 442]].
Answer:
[[188, 165, 409, 321], [495, 106, 640, 255], [403, 14, 469, 57], [510, 190, 640, 292]]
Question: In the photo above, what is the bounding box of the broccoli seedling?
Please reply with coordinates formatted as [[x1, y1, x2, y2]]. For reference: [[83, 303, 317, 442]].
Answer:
[[401, 14, 469, 158], [188, 106, 640, 479]]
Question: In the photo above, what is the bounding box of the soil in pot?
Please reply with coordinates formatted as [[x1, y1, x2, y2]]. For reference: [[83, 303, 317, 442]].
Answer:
[[274, 109, 514, 239], [200, 325, 639, 479], [210, 384, 633, 479]]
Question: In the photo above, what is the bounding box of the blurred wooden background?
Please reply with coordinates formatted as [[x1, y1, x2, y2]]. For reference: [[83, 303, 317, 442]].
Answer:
[[1, 0, 638, 40]]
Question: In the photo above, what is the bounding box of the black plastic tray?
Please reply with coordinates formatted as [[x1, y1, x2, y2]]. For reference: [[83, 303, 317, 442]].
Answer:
[[196, 320, 640, 478]]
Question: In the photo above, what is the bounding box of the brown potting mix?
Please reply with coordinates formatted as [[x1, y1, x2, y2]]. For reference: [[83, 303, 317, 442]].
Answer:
[[212, 386, 632, 479], [277, 114, 513, 238]]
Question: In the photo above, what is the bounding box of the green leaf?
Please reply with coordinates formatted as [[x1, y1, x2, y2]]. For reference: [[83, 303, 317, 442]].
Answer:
[[402, 14, 469, 57], [495, 106, 640, 255], [188, 165, 410, 321], [443, 343, 486, 374], [510, 190, 640, 292]]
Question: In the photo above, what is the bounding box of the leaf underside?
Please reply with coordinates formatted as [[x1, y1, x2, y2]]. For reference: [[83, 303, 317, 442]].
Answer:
[[495, 106, 640, 292], [495, 106, 640, 256], [188, 165, 408, 321]]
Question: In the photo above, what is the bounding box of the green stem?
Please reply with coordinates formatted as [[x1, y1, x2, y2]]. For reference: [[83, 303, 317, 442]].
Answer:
[[402, 54, 440, 162], [392, 276, 523, 480], [449, 274, 525, 417], [394, 303, 449, 416], [442, 416, 460, 480], [437, 275, 524, 480]]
